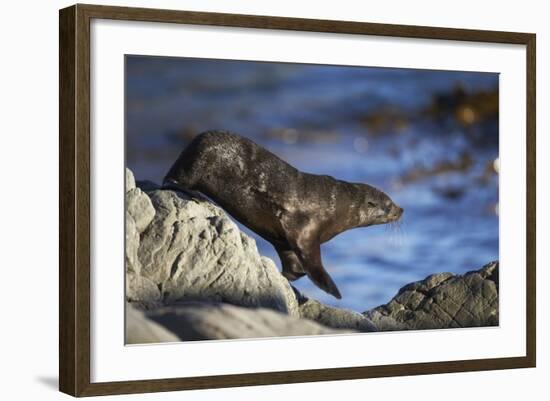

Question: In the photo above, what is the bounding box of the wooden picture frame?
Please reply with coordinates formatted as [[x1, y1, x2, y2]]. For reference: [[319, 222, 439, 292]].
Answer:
[[59, 3, 536, 397]]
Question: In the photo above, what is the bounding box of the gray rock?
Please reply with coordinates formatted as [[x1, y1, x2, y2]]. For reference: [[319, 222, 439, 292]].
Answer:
[[125, 212, 141, 275], [134, 188, 298, 316], [126, 271, 161, 307], [298, 297, 377, 332], [124, 169, 163, 306], [364, 261, 499, 331], [126, 168, 156, 234], [125, 169, 155, 277], [145, 302, 351, 341], [126, 168, 136, 191], [126, 304, 180, 344], [126, 188, 155, 234]]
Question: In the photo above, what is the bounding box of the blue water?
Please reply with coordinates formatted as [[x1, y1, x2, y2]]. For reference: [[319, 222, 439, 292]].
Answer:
[[126, 56, 499, 312]]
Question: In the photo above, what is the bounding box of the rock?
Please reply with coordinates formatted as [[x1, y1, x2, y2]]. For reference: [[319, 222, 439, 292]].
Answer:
[[125, 168, 156, 280], [124, 169, 168, 307], [126, 190, 155, 234], [296, 291, 377, 332], [133, 186, 298, 316], [125, 272, 161, 308], [126, 168, 156, 234], [126, 304, 180, 344], [145, 302, 351, 341], [364, 261, 499, 331], [126, 168, 136, 191], [125, 170, 140, 276], [125, 212, 140, 275]]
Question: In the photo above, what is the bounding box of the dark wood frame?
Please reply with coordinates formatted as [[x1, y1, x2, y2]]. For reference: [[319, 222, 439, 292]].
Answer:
[[59, 3, 536, 397]]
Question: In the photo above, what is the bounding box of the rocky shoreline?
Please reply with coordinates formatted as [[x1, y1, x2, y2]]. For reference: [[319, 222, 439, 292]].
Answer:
[[125, 168, 499, 344]]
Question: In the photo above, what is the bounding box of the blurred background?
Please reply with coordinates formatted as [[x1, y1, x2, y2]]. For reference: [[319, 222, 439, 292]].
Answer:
[[125, 55, 499, 312]]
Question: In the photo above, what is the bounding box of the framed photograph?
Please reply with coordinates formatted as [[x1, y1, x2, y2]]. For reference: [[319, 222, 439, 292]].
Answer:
[[59, 4, 536, 397]]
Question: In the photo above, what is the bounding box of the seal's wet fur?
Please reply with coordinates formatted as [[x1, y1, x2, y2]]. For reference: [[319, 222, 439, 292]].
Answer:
[[164, 131, 403, 299]]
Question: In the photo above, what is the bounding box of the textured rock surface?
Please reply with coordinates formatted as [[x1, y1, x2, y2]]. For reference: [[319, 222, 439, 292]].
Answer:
[[141, 302, 350, 342], [296, 291, 377, 332], [126, 168, 136, 191], [125, 170, 161, 304], [126, 304, 180, 344], [125, 211, 141, 275], [364, 261, 499, 330], [126, 168, 298, 316], [125, 272, 161, 308], [126, 169, 155, 234]]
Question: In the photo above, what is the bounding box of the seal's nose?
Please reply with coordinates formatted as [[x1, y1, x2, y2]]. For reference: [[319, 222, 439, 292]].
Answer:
[[389, 205, 403, 220]]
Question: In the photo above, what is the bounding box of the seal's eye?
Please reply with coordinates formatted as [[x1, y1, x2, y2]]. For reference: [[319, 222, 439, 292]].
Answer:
[[368, 201, 377, 208]]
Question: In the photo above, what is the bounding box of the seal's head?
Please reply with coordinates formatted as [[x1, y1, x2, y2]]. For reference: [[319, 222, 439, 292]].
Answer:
[[357, 184, 403, 227]]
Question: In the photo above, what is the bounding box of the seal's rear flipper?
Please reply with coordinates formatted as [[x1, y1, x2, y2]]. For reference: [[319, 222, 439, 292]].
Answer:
[[305, 265, 342, 299], [276, 247, 307, 281], [285, 226, 343, 299]]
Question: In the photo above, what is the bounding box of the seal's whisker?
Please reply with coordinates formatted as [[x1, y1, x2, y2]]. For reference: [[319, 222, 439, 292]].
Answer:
[[386, 218, 406, 246]]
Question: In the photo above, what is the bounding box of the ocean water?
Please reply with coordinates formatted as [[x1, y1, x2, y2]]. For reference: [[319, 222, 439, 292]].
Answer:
[[126, 56, 499, 312]]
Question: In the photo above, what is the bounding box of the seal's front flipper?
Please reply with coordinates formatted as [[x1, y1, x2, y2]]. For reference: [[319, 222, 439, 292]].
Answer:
[[304, 264, 342, 299]]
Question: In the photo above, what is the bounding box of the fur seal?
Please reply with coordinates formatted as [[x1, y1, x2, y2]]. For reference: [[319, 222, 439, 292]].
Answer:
[[163, 131, 403, 299]]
